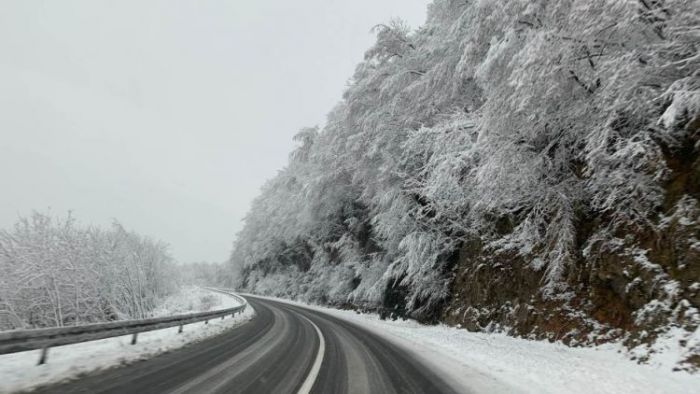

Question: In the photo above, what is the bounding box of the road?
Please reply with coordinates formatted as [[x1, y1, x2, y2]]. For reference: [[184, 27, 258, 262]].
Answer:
[[35, 296, 459, 394]]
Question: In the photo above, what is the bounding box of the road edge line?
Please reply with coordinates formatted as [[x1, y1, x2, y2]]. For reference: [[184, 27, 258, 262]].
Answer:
[[297, 314, 325, 394]]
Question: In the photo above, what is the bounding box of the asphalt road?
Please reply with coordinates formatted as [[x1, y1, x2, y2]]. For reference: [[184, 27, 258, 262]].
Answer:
[[34, 296, 459, 394]]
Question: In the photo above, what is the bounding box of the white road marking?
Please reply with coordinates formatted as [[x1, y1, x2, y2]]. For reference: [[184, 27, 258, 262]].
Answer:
[[297, 314, 325, 394]]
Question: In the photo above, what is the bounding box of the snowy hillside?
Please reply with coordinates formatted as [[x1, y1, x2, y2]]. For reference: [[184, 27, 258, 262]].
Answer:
[[229, 0, 700, 370]]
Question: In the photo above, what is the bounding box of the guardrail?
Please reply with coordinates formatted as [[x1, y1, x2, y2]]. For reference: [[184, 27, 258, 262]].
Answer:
[[0, 289, 247, 365], [204, 287, 247, 305]]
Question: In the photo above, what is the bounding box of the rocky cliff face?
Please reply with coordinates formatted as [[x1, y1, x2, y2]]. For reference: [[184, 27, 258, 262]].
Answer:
[[445, 117, 700, 369]]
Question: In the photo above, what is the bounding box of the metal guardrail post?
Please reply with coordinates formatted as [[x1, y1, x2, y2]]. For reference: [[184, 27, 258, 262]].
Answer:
[[38, 347, 48, 365]]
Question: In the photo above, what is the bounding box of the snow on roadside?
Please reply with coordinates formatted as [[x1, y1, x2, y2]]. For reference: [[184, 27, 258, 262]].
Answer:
[[0, 288, 254, 394], [150, 286, 242, 316], [255, 295, 700, 394]]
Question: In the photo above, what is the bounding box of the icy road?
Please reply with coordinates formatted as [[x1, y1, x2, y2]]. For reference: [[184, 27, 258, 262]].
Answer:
[[35, 296, 457, 394]]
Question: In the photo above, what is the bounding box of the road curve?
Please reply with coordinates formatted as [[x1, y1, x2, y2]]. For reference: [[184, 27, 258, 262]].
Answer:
[[33, 296, 458, 394]]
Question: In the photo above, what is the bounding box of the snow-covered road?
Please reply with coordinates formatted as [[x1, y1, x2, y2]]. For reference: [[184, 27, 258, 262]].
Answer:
[[28, 296, 457, 394], [266, 296, 700, 394], [2, 292, 698, 393]]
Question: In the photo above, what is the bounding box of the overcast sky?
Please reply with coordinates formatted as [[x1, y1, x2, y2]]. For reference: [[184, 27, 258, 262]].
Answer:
[[0, 1, 430, 263]]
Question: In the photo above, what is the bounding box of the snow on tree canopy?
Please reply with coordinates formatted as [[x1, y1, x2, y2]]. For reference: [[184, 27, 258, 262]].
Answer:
[[229, 0, 700, 366]]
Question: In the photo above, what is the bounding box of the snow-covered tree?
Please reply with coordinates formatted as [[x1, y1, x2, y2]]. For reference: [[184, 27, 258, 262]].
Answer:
[[229, 0, 700, 353], [0, 212, 179, 328]]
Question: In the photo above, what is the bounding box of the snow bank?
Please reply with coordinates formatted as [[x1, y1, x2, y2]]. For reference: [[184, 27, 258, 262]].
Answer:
[[0, 288, 253, 393], [150, 286, 242, 316], [259, 296, 700, 394]]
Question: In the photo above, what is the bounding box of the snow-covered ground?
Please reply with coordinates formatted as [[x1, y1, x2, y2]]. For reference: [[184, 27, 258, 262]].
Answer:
[[0, 287, 253, 394], [151, 286, 243, 316], [257, 295, 700, 394]]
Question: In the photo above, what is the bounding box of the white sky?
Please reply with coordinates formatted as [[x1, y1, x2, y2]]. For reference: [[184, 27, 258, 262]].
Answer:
[[0, 1, 430, 263]]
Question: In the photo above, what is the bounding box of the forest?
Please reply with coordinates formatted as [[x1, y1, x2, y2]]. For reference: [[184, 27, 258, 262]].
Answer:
[[229, 0, 700, 367], [0, 212, 178, 329]]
